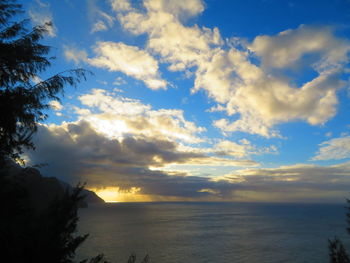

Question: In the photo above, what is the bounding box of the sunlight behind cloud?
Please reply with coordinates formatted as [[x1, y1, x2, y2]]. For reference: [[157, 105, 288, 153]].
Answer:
[[20, 0, 350, 203], [92, 186, 151, 202], [77, 89, 206, 143]]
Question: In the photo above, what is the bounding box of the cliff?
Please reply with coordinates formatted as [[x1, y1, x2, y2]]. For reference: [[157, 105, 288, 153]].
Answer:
[[0, 160, 104, 209]]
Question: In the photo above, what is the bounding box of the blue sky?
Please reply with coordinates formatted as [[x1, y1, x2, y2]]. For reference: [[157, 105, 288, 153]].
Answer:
[[20, 0, 350, 202]]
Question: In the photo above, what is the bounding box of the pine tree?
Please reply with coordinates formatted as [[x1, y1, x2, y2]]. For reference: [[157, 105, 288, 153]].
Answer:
[[0, 0, 89, 164], [0, 1, 107, 262], [329, 199, 350, 263], [329, 237, 350, 263], [0, 2, 148, 262]]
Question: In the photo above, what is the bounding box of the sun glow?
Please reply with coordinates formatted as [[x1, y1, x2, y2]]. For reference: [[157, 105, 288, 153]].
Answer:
[[87, 117, 129, 139], [93, 187, 120, 202], [91, 186, 150, 202]]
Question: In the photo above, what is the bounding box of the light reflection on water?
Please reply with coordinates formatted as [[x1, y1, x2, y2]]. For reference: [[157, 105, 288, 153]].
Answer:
[[77, 202, 349, 263]]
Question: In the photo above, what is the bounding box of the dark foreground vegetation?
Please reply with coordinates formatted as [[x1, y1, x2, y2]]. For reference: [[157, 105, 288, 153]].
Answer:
[[1, 0, 350, 262], [329, 200, 350, 263], [0, 1, 148, 262]]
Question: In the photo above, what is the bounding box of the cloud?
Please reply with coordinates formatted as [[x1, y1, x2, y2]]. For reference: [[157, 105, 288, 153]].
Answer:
[[91, 20, 108, 33], [48, 100, 63, 116], [63, 45, 88, 65], [312, 136, 350, 161], [249, 25, 350, 70], [90, 10, 115, 33], [113, 0, 222, 69], [216, 162, 350, 202], [29, 1, 56, 37], [26, 120, 350, 202], [98, 11, 114, 27], [25, 120, 254, 200], [86, 0, 115, 33], [24, 88, 350, 202], [76, 89, 205, 142], [89, 42, 167, 90], [199, 31, 347, 137], [214, 139, 277, 158], [49, 100, 63, 111], [111, 0, 204, 18], [24, 87, 269, 200], [143, 0, 204, 20], [111, 1, 350, 137], [110, 0, 133, 12], [113, 77, 127, 86], [207, 104, 226, 113]]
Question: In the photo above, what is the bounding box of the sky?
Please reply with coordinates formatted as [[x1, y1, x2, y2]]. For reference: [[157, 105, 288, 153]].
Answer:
[[19, 0, 350, 203]]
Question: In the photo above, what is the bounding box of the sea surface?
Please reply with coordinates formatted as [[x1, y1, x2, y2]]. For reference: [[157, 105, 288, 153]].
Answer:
[[77, 202, 350, 263]]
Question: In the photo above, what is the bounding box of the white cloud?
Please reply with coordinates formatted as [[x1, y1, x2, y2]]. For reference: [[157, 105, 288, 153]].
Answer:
[[29, 2, 56, 37], [32, 75, 43, 84], [207, 104, 226, 113], [110, 0, 133, 12], [111, 1, 350, 137], [89, 42, 167, 90], [325, 132, 333, 137], [114, 0, 222, 68], [77, 89, 205, 143], [71, 89, 264, 169], [91, 20, 108, 33], [214, 139, 277, 158], [143, 0, 204, 19], [312, 136, 350, 160], [49, 100, 63, 111], [63, 45, 88, 65], [98, 10, 114, 26], [90, 10, 115, 33], [249, 25, 350, 71], [113, 77, 126, 86], [206, 43, 345, 137]]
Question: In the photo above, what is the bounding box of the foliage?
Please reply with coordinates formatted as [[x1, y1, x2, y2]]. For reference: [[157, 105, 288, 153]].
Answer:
[[0, 174, 150, 263], [0, 2, 149, 262], [0, 1, 105, 262], [127, 254, 150, 263], [329, 199, 350, 263], [0, 174, 113, 263], [36, 184, 89, 263], [1, 179, 80, 262], [0, 0, 90, 164], [329, 237, 350, 263]]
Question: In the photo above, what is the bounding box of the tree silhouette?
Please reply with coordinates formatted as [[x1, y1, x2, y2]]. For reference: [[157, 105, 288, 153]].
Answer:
[[329, 199, 350, 263], [0, 179, 108, 263], [329, 237, 350, 263], [0, 1, 106, 262], [0, 2, 149, 262], [0, 0, 89, 164]]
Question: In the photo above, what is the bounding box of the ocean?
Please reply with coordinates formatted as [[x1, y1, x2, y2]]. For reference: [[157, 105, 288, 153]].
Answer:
[[77, 202, 350, 263]]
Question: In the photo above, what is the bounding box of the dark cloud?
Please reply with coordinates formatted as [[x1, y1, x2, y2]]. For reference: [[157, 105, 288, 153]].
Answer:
[[234, 165, 350, 192], [26, 121, 239, 199], [26, 121, 350, 202]]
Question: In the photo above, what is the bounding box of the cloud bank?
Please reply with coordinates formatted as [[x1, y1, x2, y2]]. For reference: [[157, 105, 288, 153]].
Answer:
[[25, 88, 350, 202], [26, 89, 262, 200], [313, 136, 350, 161], [109, 0, 350, 137], [28, 0, 350, 202], [27, 120, 350, 202]]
